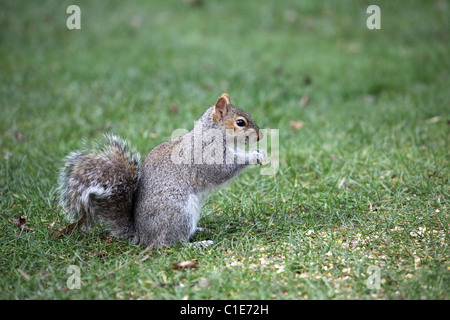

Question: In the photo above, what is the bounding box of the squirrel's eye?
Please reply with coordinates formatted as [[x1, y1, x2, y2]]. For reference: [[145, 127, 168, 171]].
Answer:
[[236, 119, 246, 127]]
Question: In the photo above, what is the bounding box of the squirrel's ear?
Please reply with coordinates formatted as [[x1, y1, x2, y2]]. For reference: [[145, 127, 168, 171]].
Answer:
[[213, 93, 230, 123]]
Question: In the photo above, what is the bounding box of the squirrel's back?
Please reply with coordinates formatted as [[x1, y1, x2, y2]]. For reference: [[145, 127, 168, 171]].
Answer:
[[58, 134, 140, 238]]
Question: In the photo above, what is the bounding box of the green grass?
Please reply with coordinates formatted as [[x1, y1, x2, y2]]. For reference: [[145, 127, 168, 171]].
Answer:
[[1, 0, 448, 300]]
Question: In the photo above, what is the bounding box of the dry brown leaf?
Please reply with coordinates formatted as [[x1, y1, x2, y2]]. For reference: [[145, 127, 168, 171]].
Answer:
[[13, 216, 34, 232], [50, 214, 87, 238], [289, 120, 304, 131], [50, 230, 62, 238], [170, 103, 178, 114], [13, 215, 27, 228], [172, 260, 197, 270]]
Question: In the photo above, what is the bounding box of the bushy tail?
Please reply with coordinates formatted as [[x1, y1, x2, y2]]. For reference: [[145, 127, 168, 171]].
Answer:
[[58, 134, 141, 238]]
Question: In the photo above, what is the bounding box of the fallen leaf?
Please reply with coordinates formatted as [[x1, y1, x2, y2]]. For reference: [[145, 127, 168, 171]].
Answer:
[[50, 231, 61, 238], [12, 216, 34, 232], [13, 215, 27, 228], [172, 260, 197, 270], [289, 120, 304, 131], [170, 103, 178, 114], [50, 225, 67, 238], [50, 214, 87, 238]]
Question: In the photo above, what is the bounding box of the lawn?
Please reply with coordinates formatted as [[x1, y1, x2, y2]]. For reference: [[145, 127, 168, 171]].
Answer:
[[0, 0, 448, 300]]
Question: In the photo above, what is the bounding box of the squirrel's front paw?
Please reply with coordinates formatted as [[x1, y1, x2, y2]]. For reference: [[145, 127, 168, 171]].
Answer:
[[190, 240, 214, 249], [250, 149, 267, 165]]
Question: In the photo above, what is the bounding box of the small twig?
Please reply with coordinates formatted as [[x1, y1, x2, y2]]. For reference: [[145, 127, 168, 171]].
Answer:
[[18, 268, 31, 281]]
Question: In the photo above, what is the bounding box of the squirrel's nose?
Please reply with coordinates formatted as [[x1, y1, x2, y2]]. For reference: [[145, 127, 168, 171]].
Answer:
[[257, 131, 263, 141]]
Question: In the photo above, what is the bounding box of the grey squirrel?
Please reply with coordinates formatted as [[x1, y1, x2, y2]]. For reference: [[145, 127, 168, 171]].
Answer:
[[58, 93, 266, 248]]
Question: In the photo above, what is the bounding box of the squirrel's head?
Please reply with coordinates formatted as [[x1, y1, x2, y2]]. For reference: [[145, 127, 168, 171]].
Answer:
[[211, 93, 263, 145]]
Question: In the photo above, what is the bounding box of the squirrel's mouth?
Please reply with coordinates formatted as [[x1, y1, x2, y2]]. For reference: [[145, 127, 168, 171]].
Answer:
[[257, 130, 263, 141], [234, 137, 258, 147], [234, 128, 261, 145]]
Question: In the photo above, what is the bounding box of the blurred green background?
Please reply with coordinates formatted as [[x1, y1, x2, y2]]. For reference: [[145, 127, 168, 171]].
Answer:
[[2, 0, 448, 142]]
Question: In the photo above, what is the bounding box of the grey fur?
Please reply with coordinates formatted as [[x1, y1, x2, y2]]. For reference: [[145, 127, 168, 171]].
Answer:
[[58, 95, 266, 247], [58, 134, 140, 238]]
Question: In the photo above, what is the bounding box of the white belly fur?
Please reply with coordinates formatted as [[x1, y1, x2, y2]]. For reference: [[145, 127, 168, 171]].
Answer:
[[186, 192, 209, 236]]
